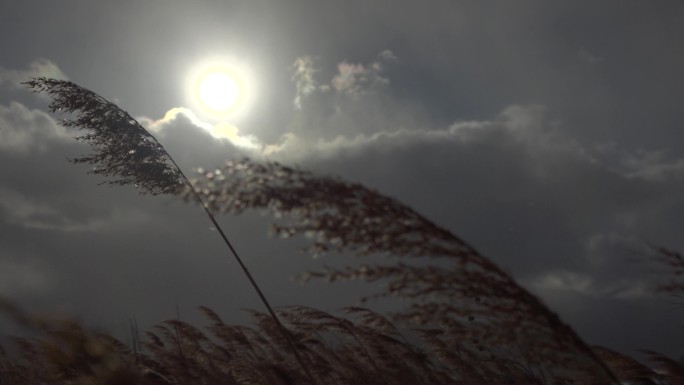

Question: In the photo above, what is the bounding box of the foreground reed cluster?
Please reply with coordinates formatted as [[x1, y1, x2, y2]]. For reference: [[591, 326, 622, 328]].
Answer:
[[1, 78, 681, 384], [1, 298, 682, 384]]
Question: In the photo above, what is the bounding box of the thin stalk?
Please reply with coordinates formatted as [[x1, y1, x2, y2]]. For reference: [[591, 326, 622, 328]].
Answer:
[[25, 78, 319, 383], [167, 156, 319, 385]]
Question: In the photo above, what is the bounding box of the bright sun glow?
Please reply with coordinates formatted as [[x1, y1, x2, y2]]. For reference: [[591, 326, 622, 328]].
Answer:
[[198, 72, 239, 111], [187, 58, 256, 121]]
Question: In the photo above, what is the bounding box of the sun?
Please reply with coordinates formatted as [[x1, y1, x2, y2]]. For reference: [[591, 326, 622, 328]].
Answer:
[[198, 71, 239, 112], [187, 58, 256, 121]]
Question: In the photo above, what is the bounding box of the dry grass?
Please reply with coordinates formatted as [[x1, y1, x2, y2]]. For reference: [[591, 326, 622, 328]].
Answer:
[[2, 300, 682, 384]]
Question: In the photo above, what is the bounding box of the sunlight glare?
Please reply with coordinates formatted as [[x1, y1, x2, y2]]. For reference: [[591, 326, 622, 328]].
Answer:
[[198, 72, 239, 112], [187, 57, 256, 121]]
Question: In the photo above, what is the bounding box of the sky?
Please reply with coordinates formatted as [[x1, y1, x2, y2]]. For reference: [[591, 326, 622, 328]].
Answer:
[[1, 0, 683, 359]]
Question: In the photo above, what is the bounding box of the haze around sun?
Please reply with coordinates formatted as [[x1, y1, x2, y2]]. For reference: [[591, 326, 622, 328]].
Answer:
[[187, 58, 256, 122]]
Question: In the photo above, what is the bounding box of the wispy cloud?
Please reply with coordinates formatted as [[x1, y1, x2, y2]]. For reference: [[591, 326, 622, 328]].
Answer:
[[141, 107, 263, 150], [331, 50, 395, 97], [0, 188, 106, 232], [265, 104, 587, 162], [290, 56, 319, 110], [530, 270, 652, 300], [591, 142, 684, 182], [624, 154, 684, 182], [0, 102, 70, 154], [0, 59, 67, 89], [290, 50, 397, 109]]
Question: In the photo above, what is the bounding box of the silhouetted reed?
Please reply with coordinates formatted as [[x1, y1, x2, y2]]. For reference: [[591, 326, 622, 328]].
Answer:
[[23, 77, 315, 384], [5, 78, 680, 384], [187, 158, 618, 382]]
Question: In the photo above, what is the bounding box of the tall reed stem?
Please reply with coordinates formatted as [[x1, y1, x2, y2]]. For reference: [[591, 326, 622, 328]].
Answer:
[[170, 159, 318, 384], [25, 78, 318, 384]]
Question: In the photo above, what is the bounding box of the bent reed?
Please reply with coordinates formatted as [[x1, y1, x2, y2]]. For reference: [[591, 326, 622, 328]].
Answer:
[[1, 79, 680, 384]]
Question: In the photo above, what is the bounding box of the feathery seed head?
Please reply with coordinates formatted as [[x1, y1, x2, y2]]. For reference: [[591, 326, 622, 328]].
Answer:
[[24, 77, 184, 195]]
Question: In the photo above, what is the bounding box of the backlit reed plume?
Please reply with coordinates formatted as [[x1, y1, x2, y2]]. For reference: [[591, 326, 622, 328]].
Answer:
[[189, 158, 620, 383], [23, 77, 316, 384]]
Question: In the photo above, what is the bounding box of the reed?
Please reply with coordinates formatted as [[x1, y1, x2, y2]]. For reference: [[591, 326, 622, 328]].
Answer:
[[3, 78, 680, 384], [23, 77, 316, 384]]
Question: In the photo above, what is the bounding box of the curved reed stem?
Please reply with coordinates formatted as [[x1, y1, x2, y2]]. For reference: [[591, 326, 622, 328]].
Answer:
[[171, 159, 319, 385], [24, 77, 318, 385]]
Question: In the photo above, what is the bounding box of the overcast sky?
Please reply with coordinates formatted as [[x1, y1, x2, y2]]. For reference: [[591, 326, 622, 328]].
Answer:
[[1, 0, 683, 359]]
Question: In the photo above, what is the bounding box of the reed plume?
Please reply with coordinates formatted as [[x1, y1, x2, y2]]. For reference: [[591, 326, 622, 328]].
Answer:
[[24, 78, 184, 195], [23, 77, 316, 384], [189, 158, 620, 383]]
